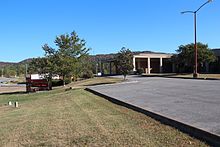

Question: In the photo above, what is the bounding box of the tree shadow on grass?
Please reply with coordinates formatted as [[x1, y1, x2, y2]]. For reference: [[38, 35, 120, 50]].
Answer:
[[0, 91, 27, 95]]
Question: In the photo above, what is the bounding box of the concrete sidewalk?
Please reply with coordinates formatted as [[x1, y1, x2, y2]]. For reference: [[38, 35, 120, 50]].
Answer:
[[87, 76, 220, 145]]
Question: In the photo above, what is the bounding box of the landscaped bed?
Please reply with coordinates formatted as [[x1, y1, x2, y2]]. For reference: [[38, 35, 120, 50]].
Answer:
[[0, 77, 208, 146]]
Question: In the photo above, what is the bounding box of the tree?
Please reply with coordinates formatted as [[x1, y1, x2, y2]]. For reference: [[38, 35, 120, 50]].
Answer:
[[74, 55, 94, 80], [54, 31, 90, 85], [29, 57, 56, 89], [173, 42, 216, 73], [116, 47, 133, 80], [2, 65, 17, 78], [30, 31, 90, 86], [16, 64, 26, 77]]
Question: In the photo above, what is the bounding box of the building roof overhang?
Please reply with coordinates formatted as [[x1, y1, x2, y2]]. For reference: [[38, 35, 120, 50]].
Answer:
[[133, 53, 173, 59]]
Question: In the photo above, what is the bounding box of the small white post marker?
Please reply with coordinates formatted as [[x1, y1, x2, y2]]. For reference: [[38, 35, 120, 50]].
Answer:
[[15, 102, 18, 108], [8, 101, 12, 106]]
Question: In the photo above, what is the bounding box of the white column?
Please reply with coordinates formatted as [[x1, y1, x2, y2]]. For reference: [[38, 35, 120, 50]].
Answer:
[[160, 57, 163, 73], [133, 57, 136, 71], [148, 57, 151, 74]]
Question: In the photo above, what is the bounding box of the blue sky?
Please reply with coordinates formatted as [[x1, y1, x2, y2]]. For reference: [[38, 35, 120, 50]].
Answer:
[[0, 0, 219, 62]]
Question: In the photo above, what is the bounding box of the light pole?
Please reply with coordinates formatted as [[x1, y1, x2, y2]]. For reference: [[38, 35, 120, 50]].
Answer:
[[25, 64, 28, 78], [181, 0, 212, 78], [96, 63, 98, 76], [1, 69, 3, 78]]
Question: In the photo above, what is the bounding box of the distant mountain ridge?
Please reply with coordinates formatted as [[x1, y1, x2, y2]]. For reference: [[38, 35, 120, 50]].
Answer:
[[18, 58, 33, 64], [0, 51, 159, 66], [0, 58, 33, 68], [0, 62, 16, 68], [1, 49, 219, 68]]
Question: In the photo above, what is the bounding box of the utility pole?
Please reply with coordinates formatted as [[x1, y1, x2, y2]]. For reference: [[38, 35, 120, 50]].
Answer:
[[96, 63, 98, 76], [1, 69, 3, 78], [25, 64, 28, 92], [25, 64, 28, 78]]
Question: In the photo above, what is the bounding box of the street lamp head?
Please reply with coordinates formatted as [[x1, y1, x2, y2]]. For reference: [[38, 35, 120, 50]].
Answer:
[[181, 11, 194, 14], [208, 0, 212, 3]]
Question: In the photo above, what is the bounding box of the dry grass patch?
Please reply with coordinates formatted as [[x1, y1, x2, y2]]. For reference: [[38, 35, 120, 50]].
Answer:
[[68, 77, 123, 89]]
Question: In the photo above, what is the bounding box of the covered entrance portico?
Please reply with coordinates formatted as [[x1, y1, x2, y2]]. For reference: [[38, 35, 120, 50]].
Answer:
[[133, 53, 173, 74]]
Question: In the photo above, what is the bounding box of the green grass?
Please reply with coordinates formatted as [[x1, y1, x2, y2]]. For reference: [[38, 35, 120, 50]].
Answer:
[[0, 78, 208, 146]]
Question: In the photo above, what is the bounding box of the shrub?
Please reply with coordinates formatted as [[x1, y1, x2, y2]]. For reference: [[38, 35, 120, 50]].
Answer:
[[52, 78, 72, 87], [136, 68, 144, 75], [64, 78, 72, 85], [52, 80, 63, 87], [81, 70, 94, 79]]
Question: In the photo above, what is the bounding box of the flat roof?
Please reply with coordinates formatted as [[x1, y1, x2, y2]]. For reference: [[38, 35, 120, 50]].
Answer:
[[134, 53, 173, 58]]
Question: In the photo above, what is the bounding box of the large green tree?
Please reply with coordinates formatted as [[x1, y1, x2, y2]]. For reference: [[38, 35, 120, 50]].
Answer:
[[116, 47, 133, 80], [173, 42, 216, 73], [54, 31, 90, 85], [30, 31, 90, 86]]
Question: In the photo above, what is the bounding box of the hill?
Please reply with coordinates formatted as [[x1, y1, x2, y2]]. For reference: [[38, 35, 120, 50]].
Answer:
[[1, 48, 219, 67], [18, 58, 33, 64], [0, 62, 17, 68], [0, 58, 33, 68]]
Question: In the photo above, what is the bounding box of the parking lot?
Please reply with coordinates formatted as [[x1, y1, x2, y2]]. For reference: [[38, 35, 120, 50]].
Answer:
[[0, 78, 25, 94], [89, 76, 220, 136]]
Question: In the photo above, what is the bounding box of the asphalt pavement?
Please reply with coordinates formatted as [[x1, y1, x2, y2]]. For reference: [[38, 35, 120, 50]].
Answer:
[[88, 76, 220, 137], [0, 77, 17, 83]]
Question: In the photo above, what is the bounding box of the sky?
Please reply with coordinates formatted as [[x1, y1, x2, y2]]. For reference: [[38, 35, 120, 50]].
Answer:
[[0, 0, 219, 62]]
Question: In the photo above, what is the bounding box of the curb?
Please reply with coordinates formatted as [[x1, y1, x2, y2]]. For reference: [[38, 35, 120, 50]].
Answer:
[[141, 74, 220, 81], [163, 76, 220, 81], [85, 88, 220, 147]]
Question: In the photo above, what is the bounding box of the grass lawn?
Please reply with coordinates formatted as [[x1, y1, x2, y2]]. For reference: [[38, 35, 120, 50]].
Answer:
[[0, 77, 208, 146], [68, 76, 124, 88]]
